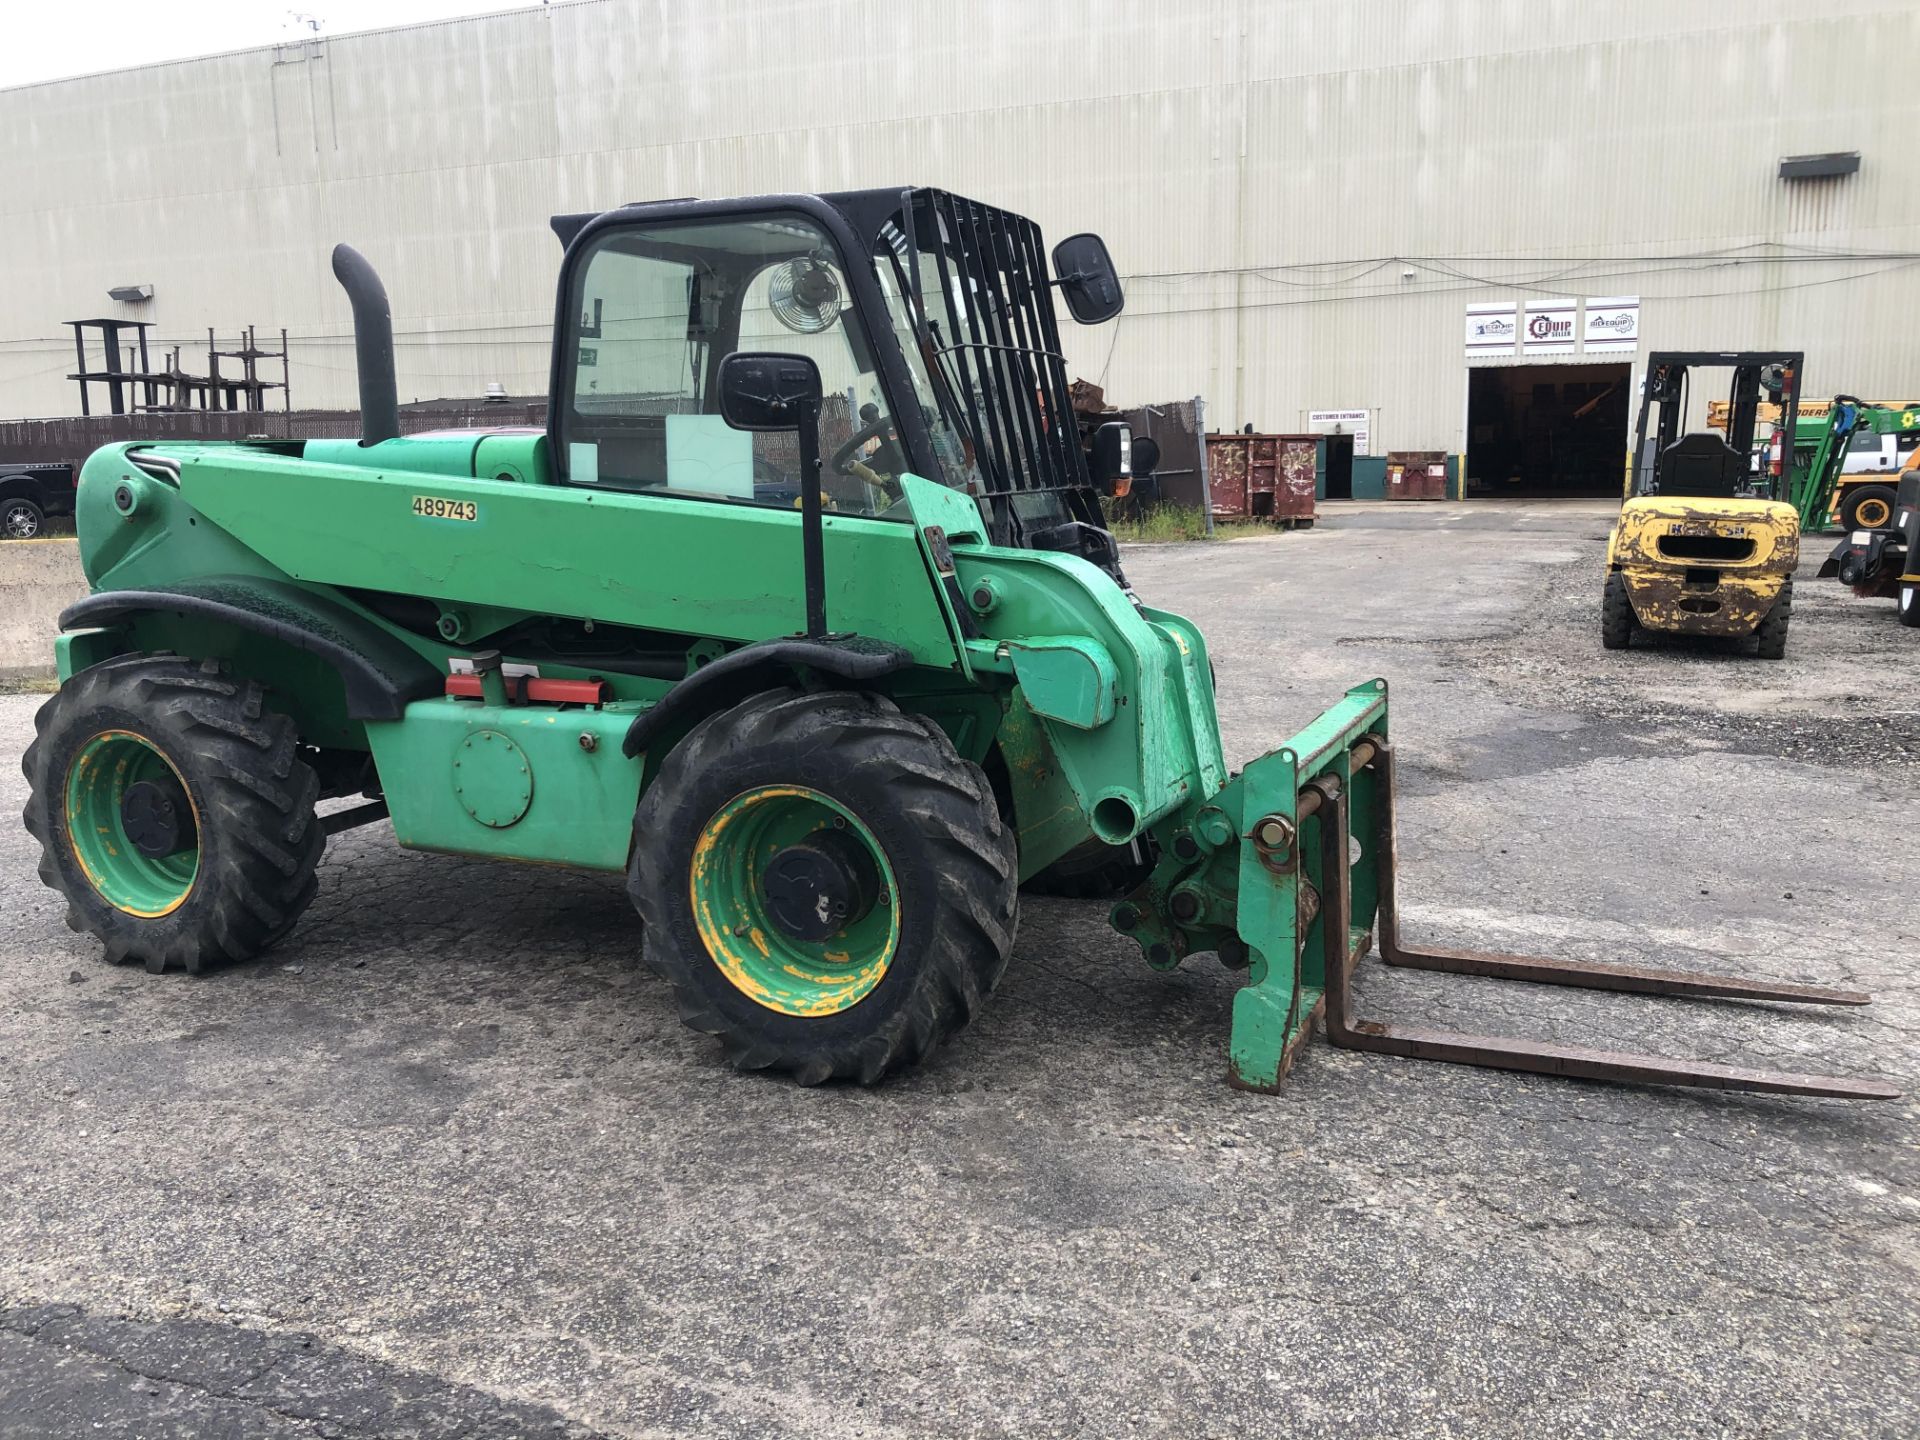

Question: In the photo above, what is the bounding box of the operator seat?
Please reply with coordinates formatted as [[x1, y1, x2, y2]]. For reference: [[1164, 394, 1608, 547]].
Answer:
[[1657, 432, 1745, 498]]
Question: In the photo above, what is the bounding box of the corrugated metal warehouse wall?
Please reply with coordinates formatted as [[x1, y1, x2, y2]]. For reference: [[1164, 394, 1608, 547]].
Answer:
[[2, 0, 1915, 454]]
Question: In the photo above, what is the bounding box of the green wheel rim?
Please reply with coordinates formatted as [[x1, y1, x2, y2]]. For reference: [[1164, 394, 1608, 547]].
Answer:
[[64, 730, 200, 918], [689, 785, 899, 1016]]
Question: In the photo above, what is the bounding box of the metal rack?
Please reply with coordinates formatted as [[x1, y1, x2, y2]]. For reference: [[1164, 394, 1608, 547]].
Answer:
[[65, 319, 290, 416]]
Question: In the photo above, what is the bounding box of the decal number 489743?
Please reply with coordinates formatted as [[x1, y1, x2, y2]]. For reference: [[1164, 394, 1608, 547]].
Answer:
[[411, 495, 478, 522]]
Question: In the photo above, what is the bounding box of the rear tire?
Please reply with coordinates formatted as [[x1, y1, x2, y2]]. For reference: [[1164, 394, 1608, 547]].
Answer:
[[2, 497, 44, 539], [630, 689, 1018, 1085], [1840, 485, 1897, 533], [1754, 580, 1792, 659], [1898, 580, 1920, 629], [1600, 572, 1636, 650], [22, 656, 323, 973]]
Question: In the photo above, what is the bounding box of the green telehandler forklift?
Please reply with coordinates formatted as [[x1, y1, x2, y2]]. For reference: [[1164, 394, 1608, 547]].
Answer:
[[23, 188, 1896, 1099]]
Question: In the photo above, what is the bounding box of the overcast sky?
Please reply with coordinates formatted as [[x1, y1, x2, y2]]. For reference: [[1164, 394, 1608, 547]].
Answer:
[[2, 0, 536, 89]]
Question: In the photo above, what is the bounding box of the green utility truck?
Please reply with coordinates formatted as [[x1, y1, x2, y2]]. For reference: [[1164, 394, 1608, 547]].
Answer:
[[1790, 401, 1920, 532], [23, 189, 1895, 1099]]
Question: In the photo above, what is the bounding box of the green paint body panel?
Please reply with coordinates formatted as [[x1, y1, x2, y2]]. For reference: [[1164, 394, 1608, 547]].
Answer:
[[948, 542, 1226, 839], [367, 697, 644, 870], [899, 473, 989, 682], [990, 690, 1093, 880], [898, 471, 989, 544], [1003, 638, 1118, 729], [176, 449, 961, 668], [57, 629, 121, 683]]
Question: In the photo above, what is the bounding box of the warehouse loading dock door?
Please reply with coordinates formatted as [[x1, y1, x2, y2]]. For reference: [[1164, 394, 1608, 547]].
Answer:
[[1467, 363, 1631, 497]]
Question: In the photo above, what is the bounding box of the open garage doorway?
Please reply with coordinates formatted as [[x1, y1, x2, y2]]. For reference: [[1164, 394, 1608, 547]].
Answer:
[[1322, 434, 1354, 499], [1466, 363, 1631, 497]]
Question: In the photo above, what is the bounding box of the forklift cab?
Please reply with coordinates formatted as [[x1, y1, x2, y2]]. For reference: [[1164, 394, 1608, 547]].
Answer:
[[544, 189, 1138, 579], [1632, 351, 1802, 502]]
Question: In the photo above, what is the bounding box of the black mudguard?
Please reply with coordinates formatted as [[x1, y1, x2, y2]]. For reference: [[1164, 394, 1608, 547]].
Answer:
[[61, 578, 442, 721]]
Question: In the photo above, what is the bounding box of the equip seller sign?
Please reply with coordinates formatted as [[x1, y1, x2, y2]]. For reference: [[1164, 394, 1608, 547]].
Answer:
[[1584, 296, 1639, 353], [1523, 301, 1576, 355]]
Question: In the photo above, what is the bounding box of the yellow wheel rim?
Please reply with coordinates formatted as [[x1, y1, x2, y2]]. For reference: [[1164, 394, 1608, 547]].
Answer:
[[688, 785, 899, 1017], [63, 729, 200, 918], [1855, 496, 1892, 529]]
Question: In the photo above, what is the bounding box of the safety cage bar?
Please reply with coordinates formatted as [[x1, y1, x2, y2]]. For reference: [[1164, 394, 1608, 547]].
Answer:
[[880, 189, 1094, 513]]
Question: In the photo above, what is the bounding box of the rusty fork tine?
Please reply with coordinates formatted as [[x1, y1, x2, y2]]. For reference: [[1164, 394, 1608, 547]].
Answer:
[[1308, 768, 1901, 1101], [1376, 943, 1872, 1007], [1329, 1014, 1903, 1100], [1363, 742, 1872, 1007]]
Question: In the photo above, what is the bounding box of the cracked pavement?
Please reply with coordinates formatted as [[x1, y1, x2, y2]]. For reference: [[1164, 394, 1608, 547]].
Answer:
[[1, 499, 1914, 1437]]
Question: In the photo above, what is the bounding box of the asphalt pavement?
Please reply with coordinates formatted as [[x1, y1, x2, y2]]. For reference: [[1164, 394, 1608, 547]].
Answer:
[[1, 498, 1914, 1438]]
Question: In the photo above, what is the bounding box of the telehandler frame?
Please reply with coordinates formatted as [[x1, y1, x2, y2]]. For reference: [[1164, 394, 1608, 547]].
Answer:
[[24, 189, 1894, 1099]]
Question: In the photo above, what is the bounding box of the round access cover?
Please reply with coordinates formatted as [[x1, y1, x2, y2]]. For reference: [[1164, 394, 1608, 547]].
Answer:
[[454, 729, 534, 828]]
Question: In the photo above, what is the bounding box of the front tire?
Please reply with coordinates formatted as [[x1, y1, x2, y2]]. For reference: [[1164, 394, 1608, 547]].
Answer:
[[630, 689, 1018, 1085], [1601, 572, 1637, 650], [1753, 580, 1792, 659], [22, 656, 324, 972]]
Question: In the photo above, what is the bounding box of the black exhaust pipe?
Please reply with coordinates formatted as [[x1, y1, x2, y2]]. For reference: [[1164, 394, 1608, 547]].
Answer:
[[330, 243, 399, 447]]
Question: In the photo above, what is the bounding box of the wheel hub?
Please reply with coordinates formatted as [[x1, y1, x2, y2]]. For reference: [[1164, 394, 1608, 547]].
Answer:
[[64, 729, 200, 918], [761, 829, 879, 942], [120, 777, 196, 858]]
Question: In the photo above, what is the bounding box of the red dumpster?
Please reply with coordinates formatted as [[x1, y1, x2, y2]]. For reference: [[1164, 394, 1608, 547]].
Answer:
[[1385, 450, 1449, 500], [1205, 433, 1319, 527]]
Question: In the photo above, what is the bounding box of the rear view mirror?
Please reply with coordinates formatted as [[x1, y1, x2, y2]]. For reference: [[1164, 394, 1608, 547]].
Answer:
[[1089, 421, 1133, 496], [1052, 233, 1124, 325], [714, 350, 832, 640], [717, 352, 823, 431]]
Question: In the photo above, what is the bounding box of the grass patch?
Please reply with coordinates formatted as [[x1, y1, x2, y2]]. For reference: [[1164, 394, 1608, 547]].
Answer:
[[1109, 506, 1220, 544]]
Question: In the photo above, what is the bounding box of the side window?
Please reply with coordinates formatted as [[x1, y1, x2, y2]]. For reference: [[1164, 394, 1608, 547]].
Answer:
[[567, 246, 705, 489], [560, 217, 913, 519], [1844, 435, 1887, 471]]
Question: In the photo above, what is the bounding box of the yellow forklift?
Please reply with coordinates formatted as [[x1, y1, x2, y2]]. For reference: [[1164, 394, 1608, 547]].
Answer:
[[1602, 351, 1800, 658]]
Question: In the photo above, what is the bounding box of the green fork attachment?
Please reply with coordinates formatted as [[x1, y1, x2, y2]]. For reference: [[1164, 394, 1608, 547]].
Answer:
[[1116, 682, 1899, 1101]]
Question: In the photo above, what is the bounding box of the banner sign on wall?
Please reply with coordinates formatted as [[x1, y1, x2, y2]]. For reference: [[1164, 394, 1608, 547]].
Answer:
[[1584, 296, 1640, 353], [1523, 300, 1577, 355], [1465, 303, 1517, 356], [1308, 408, 1372, 456]]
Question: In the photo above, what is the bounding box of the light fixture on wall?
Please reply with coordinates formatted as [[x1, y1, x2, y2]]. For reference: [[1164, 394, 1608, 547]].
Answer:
[[1779, 152, 1859, 180], [107, 283, 154, 303]]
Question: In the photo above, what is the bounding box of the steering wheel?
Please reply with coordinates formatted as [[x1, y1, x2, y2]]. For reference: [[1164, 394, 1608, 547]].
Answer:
[[829, 410, 903, 495]]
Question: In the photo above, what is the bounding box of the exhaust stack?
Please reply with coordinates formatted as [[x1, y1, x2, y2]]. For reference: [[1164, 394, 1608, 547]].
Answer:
[[329, 244, 399, 447]]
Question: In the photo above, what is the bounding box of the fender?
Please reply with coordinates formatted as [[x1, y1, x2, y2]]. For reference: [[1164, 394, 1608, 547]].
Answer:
[[622, 635, 914, 758], [60, 578, 441, 721]]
